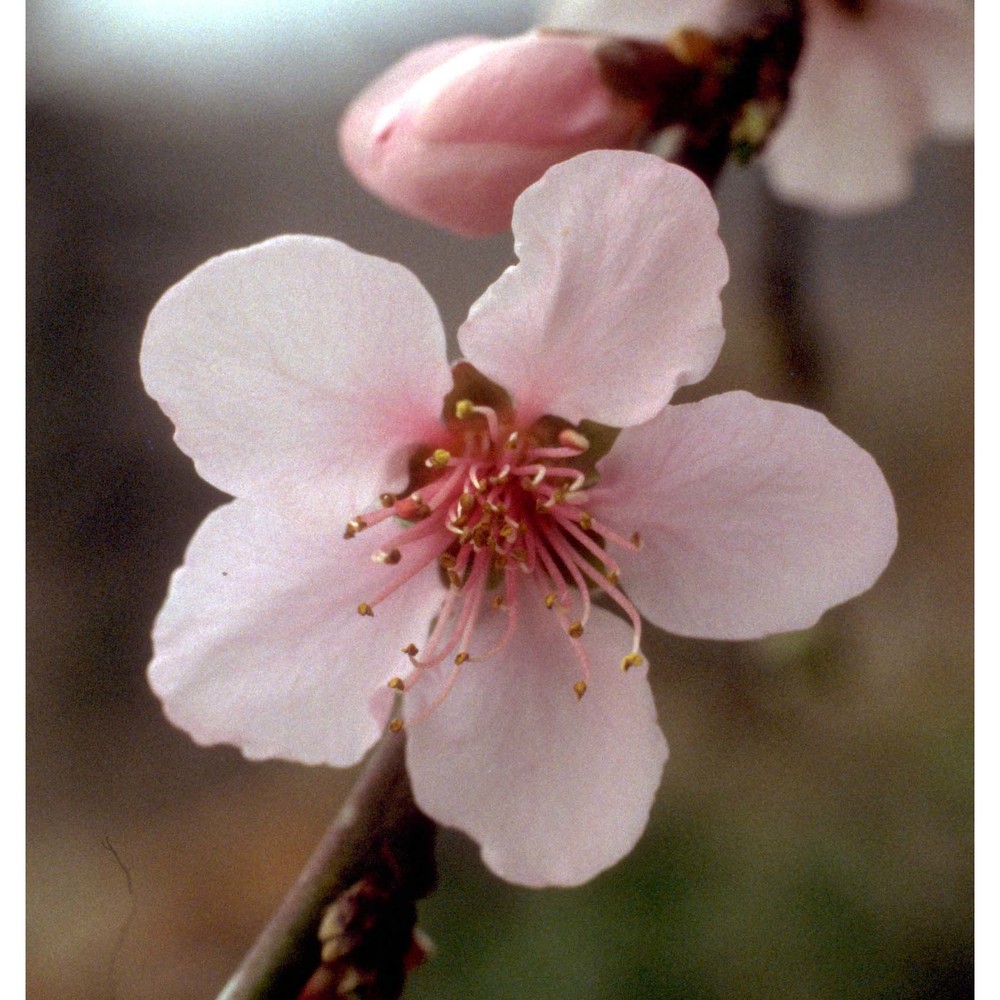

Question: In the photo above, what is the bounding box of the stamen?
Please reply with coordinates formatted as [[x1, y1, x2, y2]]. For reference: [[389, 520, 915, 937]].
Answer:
[[573, 680, 588, 700], [388, 718, 404, 733], [387, 677, 405, 691], [544, 592, 557, 609], [558, 428, 590, 452], [621, 652, 643, 672], [372, 548, 402, 565], [402, 643, 419, 656], [379, 493, 396, 508], [567, 621, 584, 639], [426, 448, 452, 468], [454, 399, 475, 420], [454, 651, 470, 665], [357, 602, 374, 617]]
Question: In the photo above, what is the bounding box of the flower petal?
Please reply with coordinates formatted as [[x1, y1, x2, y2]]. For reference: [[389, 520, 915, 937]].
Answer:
[[591, 392, 897, 640], [405, 595, 668, 887], [141, 235, 452, 528], [458, 151, 728, 428], [544, 0, 730, 38], [885, 0, 973, 138], [764, 2, 926, 212], [149, 500, 447, 767]]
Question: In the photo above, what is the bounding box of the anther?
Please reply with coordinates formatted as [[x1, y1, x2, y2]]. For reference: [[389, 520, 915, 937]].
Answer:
[[578, 512, 593, 531], [621, 652, 643, 671], [439, 553, 457, 569], [459, 493, 476, 512], [387, 677, 405, 691], [491, 594, 505, 609], [426, 448, 451, 468], [573, 681, 588, 700], [372, 548, 402, 565], [343, 517, 367, 539], [567, 621, 584, 638], [558, 428, 590, 452], [402, 643, 419, 656], [505, 431, 519, 449], [379, 492, 396, 508], [454, 651, 470, 665], [389, 718, 404, 733], [357, 602, 375, 617], [544, 593, 557, 609], [630, 531, 643, 550], [606, 569, 620, 587], [455, 399, 475, 420], [447, 569, 463, 589]]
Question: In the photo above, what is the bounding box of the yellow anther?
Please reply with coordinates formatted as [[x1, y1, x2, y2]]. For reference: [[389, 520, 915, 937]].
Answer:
[[379, 492, 396, 508], [439, 552, 457, 569], [402, 643, 419, 656], [349, 518, 368, 534], [558, 428, 590, 452], [389, 718, 404, 733], [357, 602, 375, 617], [621, 652, 643, 672], [543, 593, 557, 609], [578, 512, 593, 531], [573, 681, 588, 700], [459, 493, 476, 512], [454, 651, 470, 665], [606, 569, 620, 587], [491, 594, 505, 609], [426, 448, 451, 468], [372, 548, 402, 565], [629, 531, 643, 550], [568, 621, 584, 639], [455, 399, 475, 420], [387, 677, 405, 691]]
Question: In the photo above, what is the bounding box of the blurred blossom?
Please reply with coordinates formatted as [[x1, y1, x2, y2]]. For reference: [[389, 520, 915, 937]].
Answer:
[[546, 0, 973, 212], [339, 32, 651, 235], [140, 151, 896, 887]]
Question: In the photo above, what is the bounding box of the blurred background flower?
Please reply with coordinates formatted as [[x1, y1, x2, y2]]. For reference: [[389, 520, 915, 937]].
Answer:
[[27, 1, 971, 997]]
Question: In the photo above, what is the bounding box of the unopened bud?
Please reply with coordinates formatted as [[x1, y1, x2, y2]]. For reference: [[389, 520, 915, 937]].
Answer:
[[339, 32, 651, 236]]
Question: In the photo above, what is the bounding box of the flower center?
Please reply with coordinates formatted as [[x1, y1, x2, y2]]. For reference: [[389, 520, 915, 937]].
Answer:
[[344, 369, 645, 730]]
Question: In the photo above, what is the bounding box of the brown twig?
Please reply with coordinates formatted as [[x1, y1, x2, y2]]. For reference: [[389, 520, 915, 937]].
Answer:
[[216, 733, 436, 1000]]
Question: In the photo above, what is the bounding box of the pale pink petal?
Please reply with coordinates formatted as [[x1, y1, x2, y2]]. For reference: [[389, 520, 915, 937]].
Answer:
[[590, 392, 897, 639], [764, 2, 925, 212], [459, 151, 728, 428], [544, 0, 732, 38], [149, 500, 447, 767], [884, 0, 973, 138], [141, 236, 452, 529], [405, 596, 668, 887]]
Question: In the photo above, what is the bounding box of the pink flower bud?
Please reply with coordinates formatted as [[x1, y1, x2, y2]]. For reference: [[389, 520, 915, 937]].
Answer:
[[339, 33, 650, 236]]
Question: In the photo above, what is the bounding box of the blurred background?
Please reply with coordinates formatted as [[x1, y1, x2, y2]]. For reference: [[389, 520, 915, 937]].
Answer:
[[26, 1, 973, 997]]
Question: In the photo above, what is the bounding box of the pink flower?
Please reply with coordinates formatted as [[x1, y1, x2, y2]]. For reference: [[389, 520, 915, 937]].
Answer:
[[339, 32, 650, 236], [547, 0, 973, 212], [141, 151, 896, 886]]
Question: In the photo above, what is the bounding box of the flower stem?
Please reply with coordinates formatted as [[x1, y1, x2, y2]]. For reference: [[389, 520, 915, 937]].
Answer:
[[216, 733, 436, 1000]]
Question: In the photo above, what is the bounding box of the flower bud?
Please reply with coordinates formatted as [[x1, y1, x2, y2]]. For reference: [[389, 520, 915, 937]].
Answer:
[[339, 32, 651, 236]]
